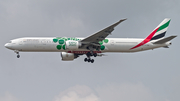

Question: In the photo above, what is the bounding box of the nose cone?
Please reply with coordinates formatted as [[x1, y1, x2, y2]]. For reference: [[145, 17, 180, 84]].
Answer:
[[5, 43, 12, 49]]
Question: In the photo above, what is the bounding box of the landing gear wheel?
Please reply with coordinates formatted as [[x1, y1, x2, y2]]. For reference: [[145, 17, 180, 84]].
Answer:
[[91, 59, 94, 63], [88, 59, 91, 62], [17, 55, 20, 58], [85, 51, 96, 63], [93, 53, 97, 57], [84, 58, 87, 62]]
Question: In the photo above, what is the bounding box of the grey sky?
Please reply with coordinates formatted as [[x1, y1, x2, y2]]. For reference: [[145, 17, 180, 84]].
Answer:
[[0, 0, 180, 101]]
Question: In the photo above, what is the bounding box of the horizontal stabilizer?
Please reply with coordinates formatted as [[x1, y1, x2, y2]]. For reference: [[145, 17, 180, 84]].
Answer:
[[153, 36, 177, 44]]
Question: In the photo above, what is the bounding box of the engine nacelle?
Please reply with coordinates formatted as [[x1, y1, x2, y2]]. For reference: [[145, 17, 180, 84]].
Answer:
[[65, 40, 81, 50], [61, 52, 75, 61]]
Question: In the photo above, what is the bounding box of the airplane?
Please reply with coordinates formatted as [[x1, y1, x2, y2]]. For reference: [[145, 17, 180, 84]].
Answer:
[[5, 18, 177, 63]]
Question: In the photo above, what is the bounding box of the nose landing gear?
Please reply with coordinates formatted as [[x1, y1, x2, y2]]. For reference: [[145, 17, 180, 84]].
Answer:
[[17, 54, 20, 58], [14, 50, 20, 58]]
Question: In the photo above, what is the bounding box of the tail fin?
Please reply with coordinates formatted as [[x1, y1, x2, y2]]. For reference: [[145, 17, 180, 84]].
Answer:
[[150, 18, 171, 40], [130, 18, 171, 50]]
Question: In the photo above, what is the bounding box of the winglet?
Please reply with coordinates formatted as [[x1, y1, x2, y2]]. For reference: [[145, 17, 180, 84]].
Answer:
[[108, 18, 127, 30], [120, 18, 127, 22], [118, 18, 127, 25]]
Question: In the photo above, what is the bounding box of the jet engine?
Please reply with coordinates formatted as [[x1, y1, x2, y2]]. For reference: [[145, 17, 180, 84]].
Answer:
[[61, 52, 75, 61], [65, 40, 81, 50]]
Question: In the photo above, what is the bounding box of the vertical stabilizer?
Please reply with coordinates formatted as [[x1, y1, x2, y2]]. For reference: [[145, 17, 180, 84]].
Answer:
[[130, 18, 171, 50], [150, 18, 171, 40]]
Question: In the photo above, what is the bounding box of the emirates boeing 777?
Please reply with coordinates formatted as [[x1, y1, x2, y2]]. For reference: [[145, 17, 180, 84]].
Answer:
[[5, 18, 176, 63]]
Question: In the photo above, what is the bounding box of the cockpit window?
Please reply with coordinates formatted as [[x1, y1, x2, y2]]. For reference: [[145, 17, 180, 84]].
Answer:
[[9, 41, 12, 43]]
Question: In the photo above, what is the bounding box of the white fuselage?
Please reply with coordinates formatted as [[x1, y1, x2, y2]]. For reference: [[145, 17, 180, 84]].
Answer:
[[4, 37, 170, 53]]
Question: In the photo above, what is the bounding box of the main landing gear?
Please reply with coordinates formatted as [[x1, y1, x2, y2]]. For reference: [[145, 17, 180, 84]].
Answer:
[[84, 58, 94, 63], [14, 50, 20, 58], [84, 52, 97, 63]]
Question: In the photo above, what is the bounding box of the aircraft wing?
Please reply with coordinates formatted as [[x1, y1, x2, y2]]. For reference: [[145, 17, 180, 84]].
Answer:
[[81, 19, 127, 44]]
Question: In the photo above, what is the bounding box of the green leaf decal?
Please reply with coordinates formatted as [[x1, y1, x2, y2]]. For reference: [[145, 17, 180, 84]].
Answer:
[[104, 39, 109, 43], [53, 38, 58, 43], [59, 39, 64, 44], [56, 45, 62, 50], [53, 37, 82, 50], [62, 45, 66, 50], [99, 41, 103, 45], [100, 45, 105, 50]]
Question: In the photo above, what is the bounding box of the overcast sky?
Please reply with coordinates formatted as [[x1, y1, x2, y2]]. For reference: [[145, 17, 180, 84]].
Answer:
[[0, 0, 180, 101]]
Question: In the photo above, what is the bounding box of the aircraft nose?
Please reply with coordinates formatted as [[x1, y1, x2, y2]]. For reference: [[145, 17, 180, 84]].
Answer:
[[4, 43, 11, 49]]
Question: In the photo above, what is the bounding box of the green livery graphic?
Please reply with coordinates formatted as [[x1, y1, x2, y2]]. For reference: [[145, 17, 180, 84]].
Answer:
[[53, 37, 109, 50]]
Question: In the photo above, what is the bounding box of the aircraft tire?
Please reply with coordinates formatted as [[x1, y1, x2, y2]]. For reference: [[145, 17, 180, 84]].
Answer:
[[84, 58, 87, 62], [88, 59, 91, 62], [93, 53, 97, 57], [17, 55, 20, 58], [91, 59, 94, 63]]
